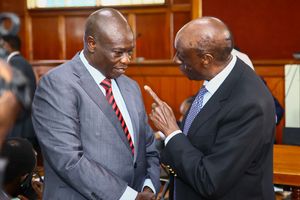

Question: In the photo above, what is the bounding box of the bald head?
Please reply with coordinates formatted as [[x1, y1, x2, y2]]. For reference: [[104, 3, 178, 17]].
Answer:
[[84, 8, 132, 47], [83, 8, 134, 79], [175, 17, 233, 63]]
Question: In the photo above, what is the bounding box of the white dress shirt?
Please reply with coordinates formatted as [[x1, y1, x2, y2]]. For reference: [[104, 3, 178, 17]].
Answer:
[[79, 51, 155, 199], [165, 55, 237, 145]]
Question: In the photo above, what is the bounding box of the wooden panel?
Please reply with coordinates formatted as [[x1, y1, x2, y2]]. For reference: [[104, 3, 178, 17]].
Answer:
[[202, 0, 300, 59], [65, 16, 86, 58], [31, 17, 61, 59], [273, 145, 300, 186], [136, 13, 170, 59], [174, 0, 191, 4], [0, 0, 25, 14], [173, 12, 191, 51]]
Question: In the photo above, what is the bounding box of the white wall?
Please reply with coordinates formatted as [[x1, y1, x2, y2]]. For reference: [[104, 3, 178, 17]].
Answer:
[[285, 64, 300, 128]]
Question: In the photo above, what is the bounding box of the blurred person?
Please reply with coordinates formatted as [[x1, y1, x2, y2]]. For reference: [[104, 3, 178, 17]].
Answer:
[[1, 137, 42, 200], [0, 61, 21, 142], [178, 96, 194, 124], [0, 35, 37, 148], [0, 60, 32, 199], [32, 8, 160, 200], [145, 17, 275, 200], [0, 60, 31, 146]]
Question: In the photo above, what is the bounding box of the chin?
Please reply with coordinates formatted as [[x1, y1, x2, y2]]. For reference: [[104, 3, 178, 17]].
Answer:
[[109, 73, 122, 79]]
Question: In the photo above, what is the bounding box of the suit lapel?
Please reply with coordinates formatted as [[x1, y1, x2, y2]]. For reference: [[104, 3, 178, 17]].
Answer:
[[71, 54, 133, 156], [187, 58, 245, 137], [116, 76, 139, 161]]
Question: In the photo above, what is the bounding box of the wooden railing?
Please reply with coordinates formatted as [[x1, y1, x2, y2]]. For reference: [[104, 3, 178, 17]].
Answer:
[[31, 59, 300, 143]]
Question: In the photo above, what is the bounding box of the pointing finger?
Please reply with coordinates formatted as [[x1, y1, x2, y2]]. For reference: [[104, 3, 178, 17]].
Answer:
[[144, 85, 163, 105]]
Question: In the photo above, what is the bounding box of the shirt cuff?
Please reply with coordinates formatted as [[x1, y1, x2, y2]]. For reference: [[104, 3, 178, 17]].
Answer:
[[119, 186, 138, 200], [164, 130, 182, 146], [142, 178, 156, 194]]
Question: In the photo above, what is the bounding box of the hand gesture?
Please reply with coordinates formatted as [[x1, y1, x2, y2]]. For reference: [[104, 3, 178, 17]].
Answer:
[[144, 85, 180, 137], [135, 191, 155, 200], [32, 180, 43, 200], [17, 195, 29, 200]]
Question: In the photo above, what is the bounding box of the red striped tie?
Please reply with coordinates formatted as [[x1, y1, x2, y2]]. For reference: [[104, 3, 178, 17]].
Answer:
[[100, 78, 134, 155]]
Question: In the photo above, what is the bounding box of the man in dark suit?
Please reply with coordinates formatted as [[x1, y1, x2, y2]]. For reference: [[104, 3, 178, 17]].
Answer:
[[1, 35, 37, 148], [32, 8, 160, 200], [145, 17, 276, 200]]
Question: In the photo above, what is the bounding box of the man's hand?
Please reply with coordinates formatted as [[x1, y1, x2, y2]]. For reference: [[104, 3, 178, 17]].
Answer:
[[135, 191, 155, 200], [144, 85, 180, 137], [143, 186, 153, 193], [32, 180, 43, 200], [17, 195, 29, 200]]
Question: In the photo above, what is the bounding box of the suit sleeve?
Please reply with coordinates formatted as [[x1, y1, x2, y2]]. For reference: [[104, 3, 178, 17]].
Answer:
[[162, 101, 273, 198], [32, 74, 128, 200]]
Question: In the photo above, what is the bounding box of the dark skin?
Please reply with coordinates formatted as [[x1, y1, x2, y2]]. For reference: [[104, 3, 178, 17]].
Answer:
[[82, 9, 154, 200], [145, 17, 233, 137], [83, 9, 134, 79]]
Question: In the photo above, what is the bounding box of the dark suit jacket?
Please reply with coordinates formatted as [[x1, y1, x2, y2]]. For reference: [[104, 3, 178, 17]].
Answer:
[[7, 53, 37, 148], [162, 58, 276, 200]]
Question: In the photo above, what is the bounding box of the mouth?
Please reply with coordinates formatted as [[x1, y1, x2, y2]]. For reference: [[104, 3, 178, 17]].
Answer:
[[114, 67, 127, 74]]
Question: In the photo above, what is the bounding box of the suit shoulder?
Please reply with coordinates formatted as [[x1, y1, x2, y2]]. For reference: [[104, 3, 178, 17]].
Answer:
[[41, 59, 76, 82], [10, 56, 31, 69], [119, 74, 140, 88]]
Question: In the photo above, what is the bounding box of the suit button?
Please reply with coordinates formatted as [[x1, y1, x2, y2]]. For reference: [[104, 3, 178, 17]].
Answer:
[[134, 162, 137, 168]]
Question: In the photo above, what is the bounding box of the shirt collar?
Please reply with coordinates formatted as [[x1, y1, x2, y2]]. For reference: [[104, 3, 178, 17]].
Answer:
[[79, 50, 106, 84], [7, 51, 20, 63], [204, 55, 237, 95]]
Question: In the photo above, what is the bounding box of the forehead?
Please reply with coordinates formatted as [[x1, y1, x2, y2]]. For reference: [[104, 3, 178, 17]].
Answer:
[[174, 35, 193, 55], [174, 30, 194, 50], [97, 25, 134, 48]]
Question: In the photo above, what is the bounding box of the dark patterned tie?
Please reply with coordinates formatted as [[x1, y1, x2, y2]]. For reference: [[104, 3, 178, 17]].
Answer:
[[174, 85, 208, 199], [100, 78, 134, 155], [183, 85, 208, 135]]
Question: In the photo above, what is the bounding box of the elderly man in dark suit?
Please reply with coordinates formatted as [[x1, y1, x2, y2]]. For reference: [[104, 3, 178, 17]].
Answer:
[[145, 17, 275, 200], [32, 8, 160, 200]]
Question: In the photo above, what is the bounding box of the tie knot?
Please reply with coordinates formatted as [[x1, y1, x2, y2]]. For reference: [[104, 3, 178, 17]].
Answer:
[[100, 78, 112, 90], [199, 85, 208, 96]]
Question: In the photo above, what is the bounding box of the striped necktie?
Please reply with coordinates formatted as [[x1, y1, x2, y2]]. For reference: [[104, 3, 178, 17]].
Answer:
[[100, 78, 134, 155]]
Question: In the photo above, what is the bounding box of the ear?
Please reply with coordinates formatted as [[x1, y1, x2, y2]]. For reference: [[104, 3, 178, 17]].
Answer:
[[87, 36, 96, 53], [202, 53, 214, 65]]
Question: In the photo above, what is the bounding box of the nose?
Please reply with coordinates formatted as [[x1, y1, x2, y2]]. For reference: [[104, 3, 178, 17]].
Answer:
[[120, 53, 131, 65]]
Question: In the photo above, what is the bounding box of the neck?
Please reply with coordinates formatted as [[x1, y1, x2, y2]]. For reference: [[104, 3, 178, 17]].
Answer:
[[207, 54, 233, 80]]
